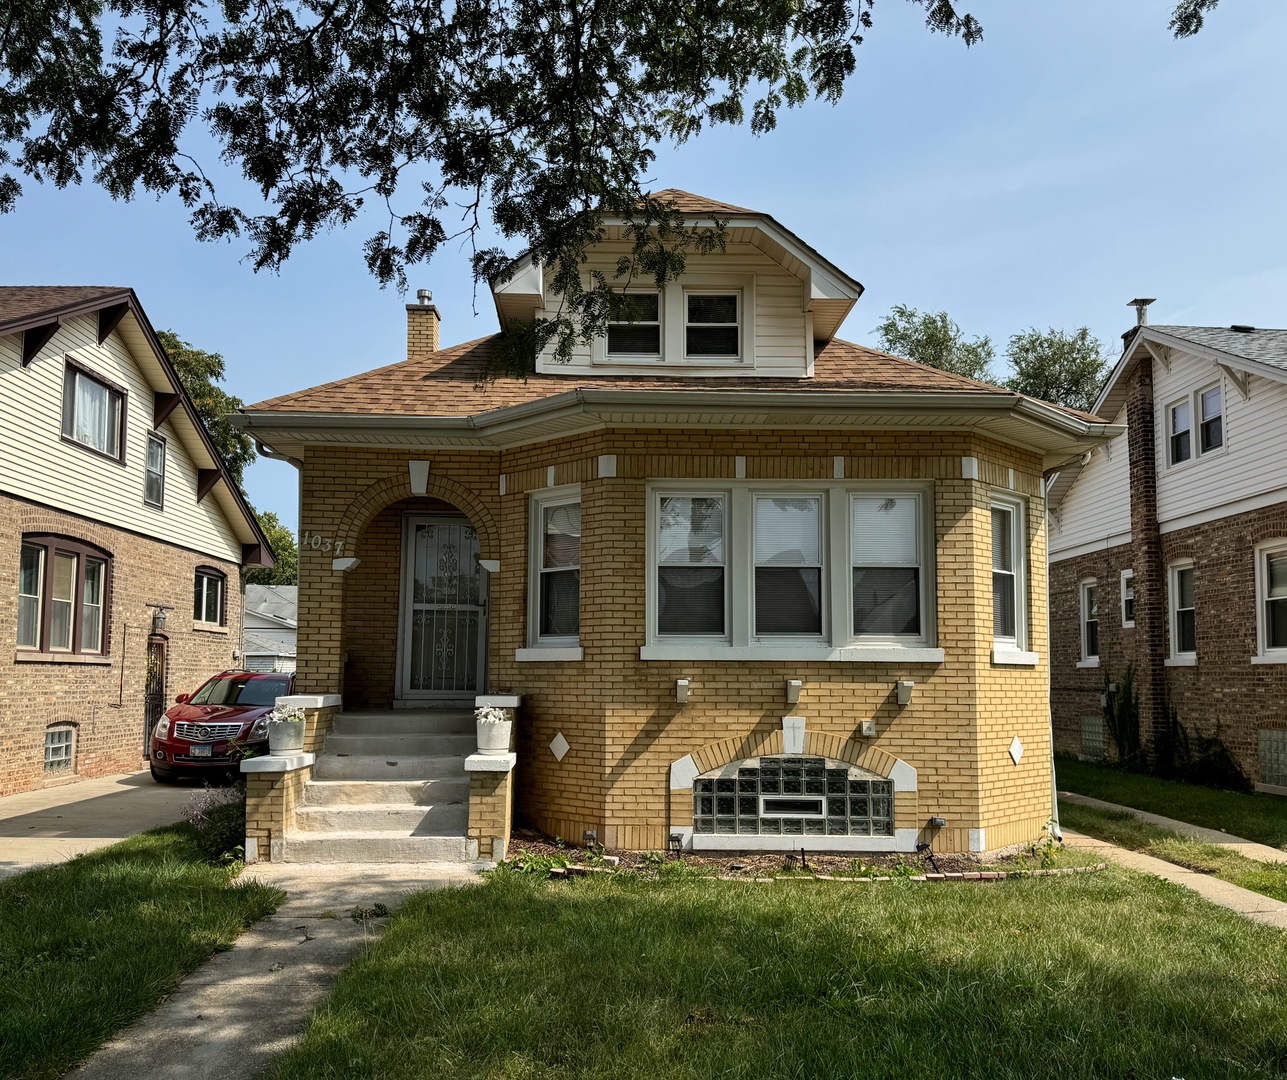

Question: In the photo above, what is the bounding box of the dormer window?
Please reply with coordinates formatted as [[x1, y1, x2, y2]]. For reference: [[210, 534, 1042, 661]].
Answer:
[[685, 293, 740, 358], [606, 292, 661, 358]]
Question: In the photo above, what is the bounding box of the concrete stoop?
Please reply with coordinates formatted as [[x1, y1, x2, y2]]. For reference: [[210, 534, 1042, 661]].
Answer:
[[285, 710, 478, 864]]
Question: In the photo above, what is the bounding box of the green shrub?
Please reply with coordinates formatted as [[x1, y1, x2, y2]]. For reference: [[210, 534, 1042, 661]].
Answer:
[[181, 785, 247, 864]]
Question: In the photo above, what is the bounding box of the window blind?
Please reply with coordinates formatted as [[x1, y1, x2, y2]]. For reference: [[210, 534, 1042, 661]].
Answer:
[[754, 497, 821, 634], [658, 496, 725, 635]]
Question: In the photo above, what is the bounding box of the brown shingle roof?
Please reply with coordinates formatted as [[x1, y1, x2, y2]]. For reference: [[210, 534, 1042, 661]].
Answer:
[[646, 189, 756, 215], [0, 286, 129, 332], [243, 334, 1101, 422]]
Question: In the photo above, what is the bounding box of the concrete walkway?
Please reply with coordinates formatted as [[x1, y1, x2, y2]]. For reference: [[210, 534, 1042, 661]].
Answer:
[[1058, 790, 1287, 863], [1063, 830, 1287, 930], [70, 861, 478, 1080], [0, 769, 192, 877]]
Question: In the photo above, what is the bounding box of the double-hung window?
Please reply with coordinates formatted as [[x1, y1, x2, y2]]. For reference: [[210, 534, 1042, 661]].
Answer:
[[528, 489, 581, 648], [989, 498, 1033, 663], [194, 568, 226, 627], [145, 433, 166, 508], [1255, 541, 1287, 663], [606, 292, 661, 358], [1169, 561, 1196, 661], [646, 485, 935, 658], [16, 536, 111, 655], [1079, 580, 1099, 666], [754, 497, 823, 636], [685, 293, 740, 358], [1121, 569, 1135, 628], [1168, 382, 1224, 467], [61, 361, 124, 462]]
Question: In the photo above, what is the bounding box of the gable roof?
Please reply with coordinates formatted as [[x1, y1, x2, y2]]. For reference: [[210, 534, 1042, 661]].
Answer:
[[0, 287, 275, 566], [1145, 325, 1287, 373], [245, 584, 298, 626], [238, 333, 1120, 471]]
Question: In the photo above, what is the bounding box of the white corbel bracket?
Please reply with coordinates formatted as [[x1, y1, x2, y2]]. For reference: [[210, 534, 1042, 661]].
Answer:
[[1217, 363, 1251, 402]]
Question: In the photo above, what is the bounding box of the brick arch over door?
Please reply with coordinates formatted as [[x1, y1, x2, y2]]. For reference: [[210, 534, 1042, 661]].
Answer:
[[334, 471, 500, 562]]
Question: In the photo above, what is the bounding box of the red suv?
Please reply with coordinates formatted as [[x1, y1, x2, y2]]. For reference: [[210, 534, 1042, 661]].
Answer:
[[150, 670, 295, 782]]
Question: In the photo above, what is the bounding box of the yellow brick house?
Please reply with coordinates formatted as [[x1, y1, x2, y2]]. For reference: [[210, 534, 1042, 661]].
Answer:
[[234, 191, 1119, 864]]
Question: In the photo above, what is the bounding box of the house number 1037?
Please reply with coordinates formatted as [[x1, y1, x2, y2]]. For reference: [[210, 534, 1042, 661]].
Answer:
[[301, 532, 345, 557]]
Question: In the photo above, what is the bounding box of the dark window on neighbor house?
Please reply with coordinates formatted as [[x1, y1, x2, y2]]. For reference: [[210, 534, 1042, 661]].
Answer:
[[62, 362, 124, 461], [754, 496, 823, 635], [194, 568, 226, 626], [657, 495, 726, 636], [1172, 565, 1196, 655], [17, 536, 111, 654], [1199, 384, 1223, 453], [1081, 582, 1099, 660], [1122, 570, 1135, 626], [538, 500, 580, 638], [1169, 400, 1191, 465], [1266, 551, 1287, 650], [606, 292, 661, 357], [685, 293, 739, 357], [45, 727, 74, 772], [145, 434, 166, 508]]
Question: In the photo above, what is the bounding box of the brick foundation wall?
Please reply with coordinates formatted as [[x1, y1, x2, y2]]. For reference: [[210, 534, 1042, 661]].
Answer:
[[0, 494, 242, 795], [294, 431, 1055, 853]]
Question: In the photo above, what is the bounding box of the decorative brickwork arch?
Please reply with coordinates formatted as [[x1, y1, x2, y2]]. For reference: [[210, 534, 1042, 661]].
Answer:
[[335, 470, 500, 561]]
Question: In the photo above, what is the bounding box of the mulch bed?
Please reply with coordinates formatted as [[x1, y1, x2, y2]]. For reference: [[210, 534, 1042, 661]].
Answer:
[[503, 828, 1101, 882]]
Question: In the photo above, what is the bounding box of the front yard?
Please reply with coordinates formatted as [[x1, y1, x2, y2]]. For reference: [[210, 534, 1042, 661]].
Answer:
[[264, 868, 1287, 1080], [0, 825, 283, 1080]]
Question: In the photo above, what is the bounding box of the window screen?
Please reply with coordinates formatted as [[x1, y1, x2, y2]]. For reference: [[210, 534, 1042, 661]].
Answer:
[[657, 496, 725, 635], [851, 496, 920, 636], [685, 294, 739, 357], [539, 502, 580, 637], [606, 292, 661, 356], [754, 497, 822, 635], [1267, 553, 1287, 649], [991, 506, 1016, 639]]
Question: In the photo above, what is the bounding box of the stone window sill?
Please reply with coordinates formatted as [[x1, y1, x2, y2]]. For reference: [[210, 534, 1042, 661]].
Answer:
[[992, 646, 1040, 667], [1164, 655, 1197, 667], [515, 646, 584, 662], [1250, 654, 1287, 665], [15, 650, 112, 665], [640, 644, 945, 663], [193, 623, 229, 635], [1075, 658, 1100, 669]]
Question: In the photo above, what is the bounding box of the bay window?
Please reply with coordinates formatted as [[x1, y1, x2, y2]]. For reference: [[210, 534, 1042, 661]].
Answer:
[[657, 494, 727, 637], [754, 496, 823, 635], [16, 535, 112, 656], [528, 488, 582, 647], [851, 496, 921, 637]]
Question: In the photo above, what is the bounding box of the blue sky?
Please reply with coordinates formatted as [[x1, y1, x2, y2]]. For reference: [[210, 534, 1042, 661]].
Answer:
[[3, 1, 1285, 532]]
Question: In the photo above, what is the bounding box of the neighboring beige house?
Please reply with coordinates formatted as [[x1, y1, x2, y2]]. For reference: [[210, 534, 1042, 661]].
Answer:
[[0, 287, 274, 794], [1049, 303, 1287, 791], [234, 190, 1118, 864], [242, 584, 298, 673]]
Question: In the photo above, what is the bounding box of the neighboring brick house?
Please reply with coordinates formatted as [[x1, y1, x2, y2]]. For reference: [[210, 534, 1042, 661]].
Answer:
[[235, 190, 1117, 860], [0, 288, 274, 794], [1049, 303, 1287, 792]]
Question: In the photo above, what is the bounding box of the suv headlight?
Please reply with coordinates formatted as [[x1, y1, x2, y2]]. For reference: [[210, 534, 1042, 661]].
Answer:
[[153, 717, 170, 739], [248, 716, 269, 741]]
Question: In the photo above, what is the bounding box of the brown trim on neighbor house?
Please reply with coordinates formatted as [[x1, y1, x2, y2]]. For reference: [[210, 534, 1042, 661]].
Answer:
[[18, 533, 115, 658], [22, 322, 60, 367], [195, 469, 220, 503], [96, 302, 129, 345], [143, 432, 166, 511], [60, 355, 128, 466], [153, 391, 181, 428]]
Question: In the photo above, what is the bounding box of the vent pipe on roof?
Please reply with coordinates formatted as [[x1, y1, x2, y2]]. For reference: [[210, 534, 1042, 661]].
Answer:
[[1128, 298, 1156, 326], [417, 288, 433, 305]]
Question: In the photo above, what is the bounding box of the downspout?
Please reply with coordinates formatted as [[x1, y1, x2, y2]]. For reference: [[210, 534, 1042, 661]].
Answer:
[[1043, 474, 1063, 842]]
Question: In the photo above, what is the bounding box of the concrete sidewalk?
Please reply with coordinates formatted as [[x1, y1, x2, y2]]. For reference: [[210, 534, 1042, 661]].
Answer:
[[70, 861, 479, 1080], [1064, 830, 1287, 930], [1058, 790, 1287, 864], [0, 769, 193, 877]]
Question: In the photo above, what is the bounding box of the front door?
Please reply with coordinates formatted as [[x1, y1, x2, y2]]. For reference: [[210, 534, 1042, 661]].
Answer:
[[398, 516, 487, 701]]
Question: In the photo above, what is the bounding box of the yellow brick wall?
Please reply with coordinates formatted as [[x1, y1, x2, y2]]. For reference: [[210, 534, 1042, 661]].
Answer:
[[468, 770, 514, 861], [292, 430, 1051, 854]]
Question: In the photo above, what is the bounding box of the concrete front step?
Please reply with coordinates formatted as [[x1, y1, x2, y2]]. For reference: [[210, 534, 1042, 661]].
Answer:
[[282, 832, 476, 864], [323, 732, 476, 757], [293, 803, 469, 833], [332, 710, 474, 736], [303, 778, 470, 807], [311, 753, 468, 781]]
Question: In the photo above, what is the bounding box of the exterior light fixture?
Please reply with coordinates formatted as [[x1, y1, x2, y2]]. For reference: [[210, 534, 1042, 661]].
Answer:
[[147, 605, 172, 635], [668, 833, 684, 855], [583, 829, 597, 849], [675, 679, 690, 704], [785, 679, 803, 705], [896, 680, 915, 707], [929, 816, 948, 828]]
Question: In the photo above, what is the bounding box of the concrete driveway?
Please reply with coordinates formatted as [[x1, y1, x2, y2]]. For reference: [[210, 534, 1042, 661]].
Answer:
[[0, 770, 195, 877]]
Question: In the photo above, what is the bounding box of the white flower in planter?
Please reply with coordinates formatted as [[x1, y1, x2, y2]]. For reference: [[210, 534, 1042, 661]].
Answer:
[[475, 706, 513, 725]]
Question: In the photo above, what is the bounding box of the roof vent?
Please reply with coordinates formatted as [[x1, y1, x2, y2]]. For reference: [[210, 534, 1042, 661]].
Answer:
[[1230, 324, 1256, 333], [1128, 298, 1156, 326]]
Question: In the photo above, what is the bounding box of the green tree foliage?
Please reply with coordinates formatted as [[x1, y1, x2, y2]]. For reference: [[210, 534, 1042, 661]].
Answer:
[[0, 2, 1215, 375], [1002, 326, 1109, 414], [156, 330, 256, 489], [874, 304, 996, 382], [246, 510, 298, 586]]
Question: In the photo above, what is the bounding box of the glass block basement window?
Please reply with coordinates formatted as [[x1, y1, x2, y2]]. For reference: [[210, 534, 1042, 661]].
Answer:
[[45, 728, 73, 772], [1260, 729, 1287, 788], [693, 757, 894, 837]]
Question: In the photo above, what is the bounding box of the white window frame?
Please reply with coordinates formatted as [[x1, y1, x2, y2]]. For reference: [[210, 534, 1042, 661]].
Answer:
[[752, 492, 826, 641], [519, 485, 584, 661], [1121, 569, 1135, 629], [44, 726, 75, 773], [641, 481, 939, 662], [1077, 578, 1099, 668], [989, 495, 1035, 665], [17, 543, 44, 650], [1167, 560, 1197, 665], [144, 432, 166, 509], [1166, 379, 1226, 469], [604, 290, 662, 362], [683, 288, 742, 361], [194, 569, 225, 628], [1252, 540, 1287, 664]]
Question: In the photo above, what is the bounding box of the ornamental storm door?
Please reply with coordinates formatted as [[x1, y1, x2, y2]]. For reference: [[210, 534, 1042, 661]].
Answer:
[[399, 517, 487, 700]]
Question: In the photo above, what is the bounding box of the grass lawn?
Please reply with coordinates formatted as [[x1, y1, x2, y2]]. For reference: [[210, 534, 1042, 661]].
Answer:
[[1059, 799, 1287, 904], [0, 825, 283, 1080], [1055, 755, 1287, 849], [264, 869, 1287, 1080]]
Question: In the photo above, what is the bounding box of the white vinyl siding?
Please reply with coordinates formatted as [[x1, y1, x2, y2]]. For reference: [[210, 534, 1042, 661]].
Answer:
[[537, 242, 808, 376], [0, 314, 241, 562], [1048, 412, 1131, 562]]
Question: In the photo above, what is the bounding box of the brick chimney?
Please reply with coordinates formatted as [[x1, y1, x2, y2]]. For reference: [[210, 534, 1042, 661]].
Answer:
[[407, 288, 441, 360]]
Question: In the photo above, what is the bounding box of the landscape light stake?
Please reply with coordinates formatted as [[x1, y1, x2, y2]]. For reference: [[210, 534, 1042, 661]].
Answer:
[[916, 841, 941, 874]]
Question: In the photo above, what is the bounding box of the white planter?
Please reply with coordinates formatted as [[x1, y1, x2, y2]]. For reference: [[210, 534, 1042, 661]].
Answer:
[[476, 718, 513, 756], [267, 718, 307, 754], [476, 694, 522, 709]]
